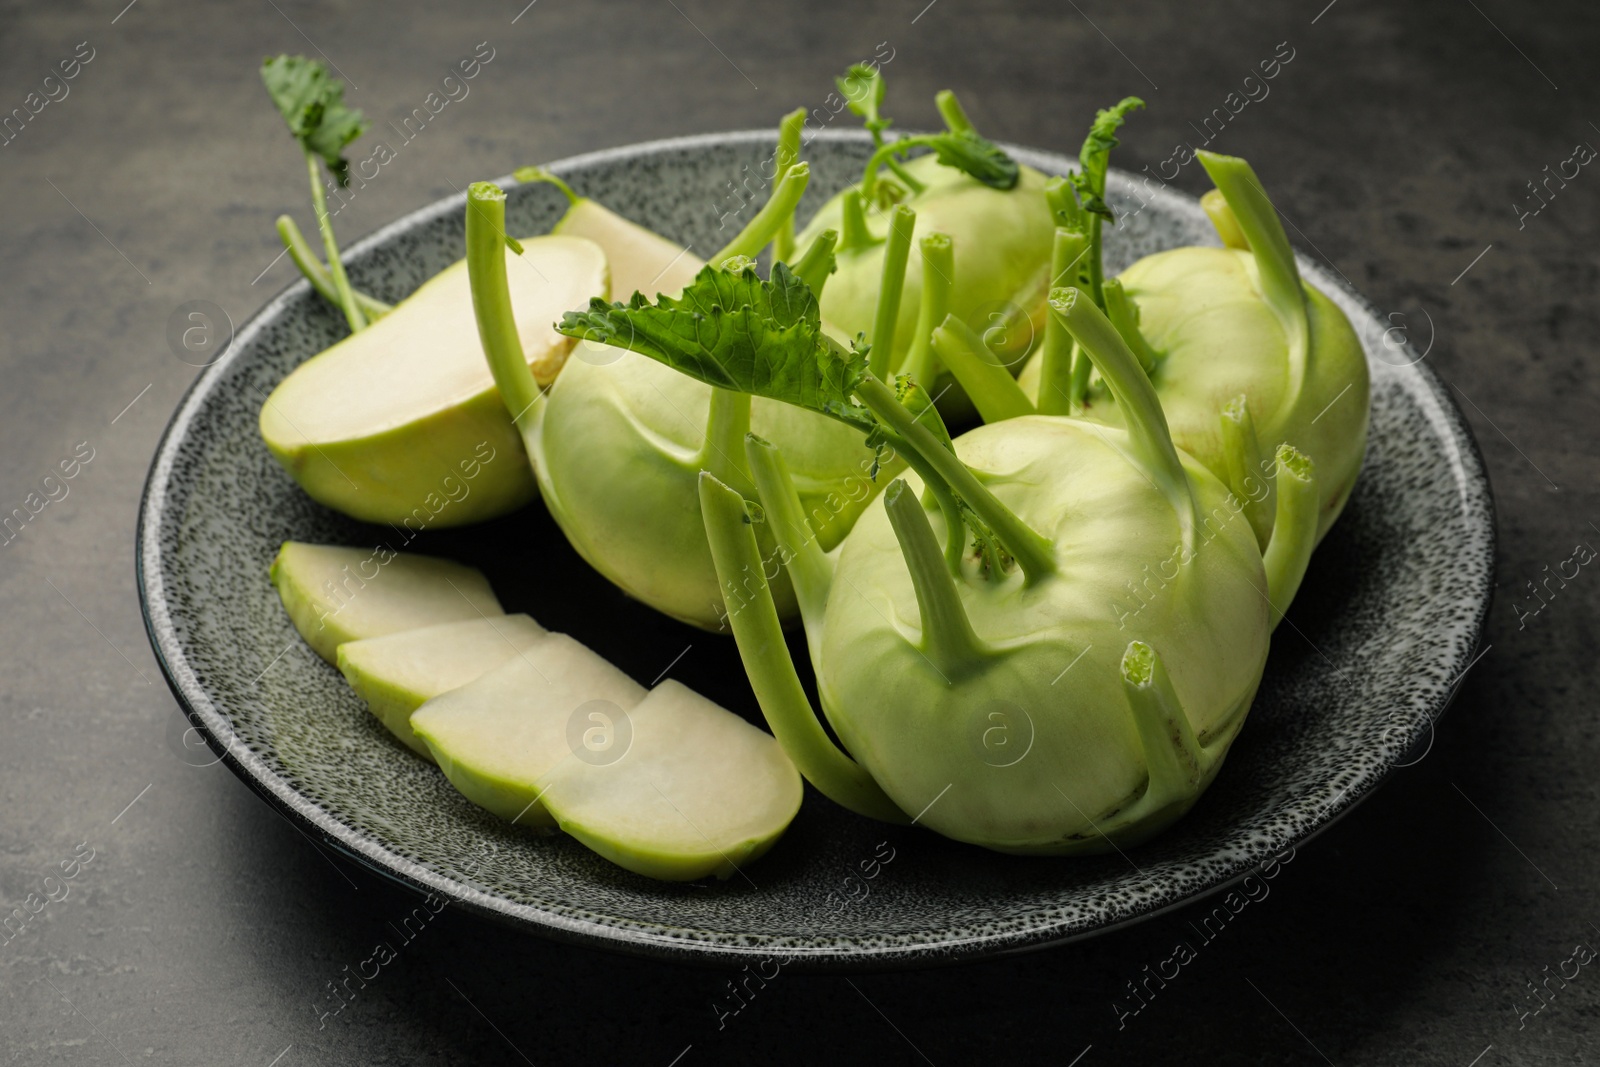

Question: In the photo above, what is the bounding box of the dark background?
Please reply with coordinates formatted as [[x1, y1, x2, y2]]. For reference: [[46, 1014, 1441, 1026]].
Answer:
[[1, 0, 1595, 1063]]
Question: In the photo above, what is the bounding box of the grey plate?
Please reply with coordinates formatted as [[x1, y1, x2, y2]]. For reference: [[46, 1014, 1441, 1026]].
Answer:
[[136, 130, 1495, 969]]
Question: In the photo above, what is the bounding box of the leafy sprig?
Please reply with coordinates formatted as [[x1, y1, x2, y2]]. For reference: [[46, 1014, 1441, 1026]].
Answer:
[[1069, 95, 1144, 223], [862, 130, 1020, 202], [558, 264, 1056, 581], [557, 261, 876, 434], [261, 54, 368, 186], [260, 54, 371, 332]]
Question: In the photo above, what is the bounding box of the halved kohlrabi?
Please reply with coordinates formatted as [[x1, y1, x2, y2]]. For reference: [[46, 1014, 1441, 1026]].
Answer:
[[259, 235, 608, 527], [514, 166, 704, 300], [270, 542, 503, 662], [257, 55, 614, 528]]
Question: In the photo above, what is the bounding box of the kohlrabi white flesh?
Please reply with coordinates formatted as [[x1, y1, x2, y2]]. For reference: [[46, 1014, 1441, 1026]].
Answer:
[[468, 156, 894, 630], [572, 256, 1323, 853], [537, 679, 802, 881], [259, 55, 613, 527], [410, 646, 800, 881], [336, 613, 549, 757], [270, 542, 503, 662], [259, 236, 608, 527], [410, 633, 645, 827], [514, 166, 704, 300]]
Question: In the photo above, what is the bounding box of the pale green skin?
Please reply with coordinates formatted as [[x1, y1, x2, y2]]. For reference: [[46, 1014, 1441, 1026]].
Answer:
[[797, 155, 1056, 410], [531, 344, 891, 630], [269, 541, 503, 663], [336, 614, 549, 758], [1055, 248, 1369, 541], [818, 416, 1270, 853]]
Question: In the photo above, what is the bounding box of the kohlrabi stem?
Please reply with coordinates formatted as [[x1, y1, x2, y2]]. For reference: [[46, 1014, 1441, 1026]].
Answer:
[[713, 161, 811, 263], [868, 204, 917, 380], [1102, 278, 1159, 374], [791, 228, 838, 293], [934, 89, 974, 135], [1200, 188, 1249, 250], [772, 108, 807, 264], [1220, 395, 1274, 551], [1035, 227, 1090, 416], [306, 151, 366, 332], [865, 129, 924, 195], [838, 188, 875, 252], [860, 135, 950, 205], [1120, 641, 1204, 807], [699, 472, 908, 824], [855, 376, 1057, 584], [889, 382, 967, 574], [1045, 175, 1084, 229], [1262, 444, 1318, 628], [1049, 287, 1195, 530], [465, 182, 541, 428], [929, 316, 1035, 423], [700, 388, 755, 495], [744, 433, 832, 639], [898, 232, 954, 383], [901, 445, 968, 575], [1197, 151, 1308, 400], [884, 480, 988, 673], [1085, 209, 1107, 311], [1069, 343, 1093, 414], [512, 166, 581, 207], [275, 215, 392, 320]]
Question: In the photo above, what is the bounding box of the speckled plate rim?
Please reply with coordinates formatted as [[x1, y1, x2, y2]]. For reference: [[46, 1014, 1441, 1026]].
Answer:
[[137, 128, 1496, 970]]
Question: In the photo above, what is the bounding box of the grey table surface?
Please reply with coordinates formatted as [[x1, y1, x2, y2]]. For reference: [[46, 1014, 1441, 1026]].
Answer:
[[1, 0, 1595, 1063]]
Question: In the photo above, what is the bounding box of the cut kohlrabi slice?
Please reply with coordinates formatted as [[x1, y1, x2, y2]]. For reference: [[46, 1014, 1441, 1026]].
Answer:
[[409, 634, 646, 827], [538, 679, 802, 881], [270, 541, 502, 662], [336, 614, 548, 757]]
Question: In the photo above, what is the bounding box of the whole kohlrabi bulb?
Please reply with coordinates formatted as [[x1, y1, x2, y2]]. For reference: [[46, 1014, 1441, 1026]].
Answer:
[[797, 153, 1056, 420], [531, 343, 887, 629], [1090, 246, 1367, 541], [1058, 151, 1368, 543], [816, 413, 1271, 853]]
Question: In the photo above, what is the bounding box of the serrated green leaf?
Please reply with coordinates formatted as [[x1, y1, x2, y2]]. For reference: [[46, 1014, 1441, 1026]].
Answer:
[[922, 130, 1019, 190], [261, 54, 368, 185], [1069, 96, 1144, 222], [557, 262, 876, 433]]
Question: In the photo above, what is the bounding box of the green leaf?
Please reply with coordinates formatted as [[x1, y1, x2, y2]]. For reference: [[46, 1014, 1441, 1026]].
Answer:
[[1069, 96, 1144, 222], [920, 130, 1019, 190], [557, 262, 876, 433], [836, 63, 887, 128], [261, 55, 368, 185]]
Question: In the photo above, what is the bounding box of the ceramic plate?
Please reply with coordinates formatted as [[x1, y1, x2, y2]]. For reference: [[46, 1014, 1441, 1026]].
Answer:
[[137, 130, 1495, 968]]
